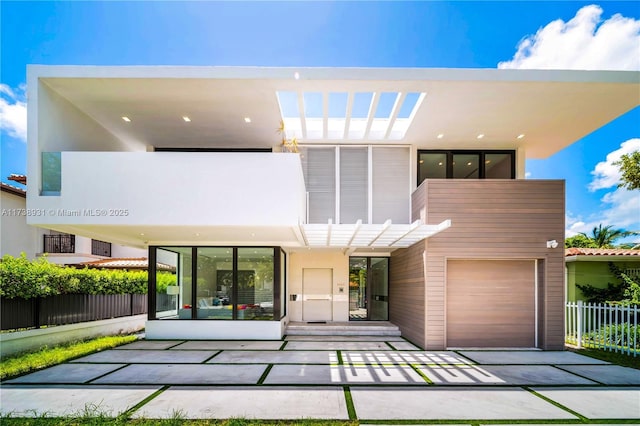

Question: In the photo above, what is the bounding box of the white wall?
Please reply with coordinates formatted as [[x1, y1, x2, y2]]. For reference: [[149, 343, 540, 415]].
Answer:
[[28, 152, 306, 227], [1, 191, 46, 259], [288, 250, 349, 322]]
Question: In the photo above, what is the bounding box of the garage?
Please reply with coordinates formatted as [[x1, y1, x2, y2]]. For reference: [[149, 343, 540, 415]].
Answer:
[[446, 260, 536, 348]]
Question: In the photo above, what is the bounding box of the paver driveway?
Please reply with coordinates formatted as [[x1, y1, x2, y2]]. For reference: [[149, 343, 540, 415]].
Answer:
[[1, 335, 639, 421]]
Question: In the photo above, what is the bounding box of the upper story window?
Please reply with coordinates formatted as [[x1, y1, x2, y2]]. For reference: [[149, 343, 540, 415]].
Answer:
[[418, 150, 515, 186]]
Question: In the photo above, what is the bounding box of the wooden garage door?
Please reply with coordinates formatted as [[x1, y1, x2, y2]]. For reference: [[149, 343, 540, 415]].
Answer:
[[447, 260, 535, 348]]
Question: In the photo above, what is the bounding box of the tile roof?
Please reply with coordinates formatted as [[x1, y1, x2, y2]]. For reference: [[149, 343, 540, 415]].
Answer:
[[566, 248, 640, 257], [75, 257, 175, 272], [1, 182, 26, 197], [8, 174, 27, 185]]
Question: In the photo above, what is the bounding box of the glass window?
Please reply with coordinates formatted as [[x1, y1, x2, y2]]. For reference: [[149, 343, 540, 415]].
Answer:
[[42, 152, 61, 195], [196, 248, 233, 319], [280, 249, 286, 319], [237, 248, 275, 320], [155, 247, 191, 320], [485, 153, 513, 179], [418, 152, 447, 182], [452, 153, 479, 179]]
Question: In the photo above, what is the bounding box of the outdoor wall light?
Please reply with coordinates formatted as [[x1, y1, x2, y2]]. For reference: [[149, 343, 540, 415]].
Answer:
[[546, 239, 559, 249]]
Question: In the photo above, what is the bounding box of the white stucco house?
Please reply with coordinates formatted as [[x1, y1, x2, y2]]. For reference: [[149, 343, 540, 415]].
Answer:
[[24, 65, 639, 349]]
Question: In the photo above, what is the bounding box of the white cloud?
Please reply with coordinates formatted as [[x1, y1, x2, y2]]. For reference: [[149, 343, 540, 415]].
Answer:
[[589, 138, 640, 191], [0, 83, 27, 142], [498, 4, 640, 70], [524, 172, 532, 178]]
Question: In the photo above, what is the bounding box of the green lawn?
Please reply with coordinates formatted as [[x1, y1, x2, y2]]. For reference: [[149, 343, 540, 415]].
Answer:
[[0, 334, 138, 380], [567, 346, 640, 369]]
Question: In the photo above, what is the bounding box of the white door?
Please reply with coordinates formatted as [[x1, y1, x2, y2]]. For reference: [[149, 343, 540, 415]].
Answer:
[[302, 268, 333, 322]]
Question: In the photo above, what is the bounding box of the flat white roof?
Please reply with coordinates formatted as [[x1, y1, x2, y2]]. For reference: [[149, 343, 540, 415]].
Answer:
[[30, 65, 640, 158]]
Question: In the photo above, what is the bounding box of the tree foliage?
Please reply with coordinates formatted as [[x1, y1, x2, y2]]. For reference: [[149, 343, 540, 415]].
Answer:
[[565, 234, 598, 248], [579, 224, 638, 248], [614, 150, 640, 191]]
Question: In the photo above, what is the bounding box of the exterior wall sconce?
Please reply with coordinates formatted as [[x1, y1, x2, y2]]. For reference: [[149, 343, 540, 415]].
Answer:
[[546, 240, 559, 249]]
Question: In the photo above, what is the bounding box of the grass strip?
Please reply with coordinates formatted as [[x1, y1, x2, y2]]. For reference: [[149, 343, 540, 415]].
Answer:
[[409, 364, 433, 384], [120, 385, 170, 419], [342, 386, 357, 421], [524, 386, 587, 421], [0, 334, 138, 381], [278, 341, 288, 351], [566, 346, 640, 370], [257, 364, 274, 385], [336, 350, 344, 365]]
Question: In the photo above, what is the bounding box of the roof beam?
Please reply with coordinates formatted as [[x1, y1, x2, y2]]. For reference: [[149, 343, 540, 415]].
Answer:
[[368, 219, 392, 246], [322, 92, 329, 140], [346, 219, 363, 247], [389, 219, 422, 246], [343, 92, 354, 139], [384, 92, 406, 140], [363, 92, 380, 140], [326, 218, 333, 246], [296, 91, 308, 139]]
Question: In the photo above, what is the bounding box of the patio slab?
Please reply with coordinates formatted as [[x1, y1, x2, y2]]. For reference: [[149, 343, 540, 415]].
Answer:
[[71, 349, 216, 364], [115, 340, 184, 350], [557, 364, 640, 385], [284, 341, 392, 351], [533, 387, 640, 419], [264, 364, 427, 385], [92, 364, 266, 385], [350, 387, 577, 420], [4, 363, 126, 384], [207, 350, 338, 364], [172, 341, 283, 350], [284, 335, 404, 341], [459, 350, 610, 365], [133, 386, 349, 419], [416, 365, 596, 385], [342, 351, 474, 365], [0, 385, 160, 417]]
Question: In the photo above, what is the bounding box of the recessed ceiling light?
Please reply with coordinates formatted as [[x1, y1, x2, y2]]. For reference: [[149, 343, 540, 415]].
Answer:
[[437, 133, 444, 139], [486, 160, 492, 164], [139, 233, 145, 236], [477, 134, 484, 139], [122, 116, 131, 122], [182, 116, 191, 122], [467, 162, 472, 166], [294, 72, 300, 80], [517, 134, 525, 139], [244, 117, 252, 123], [438, 162, 443, 166], [195, 233, 200, 236], [419, 160, 424, 164]]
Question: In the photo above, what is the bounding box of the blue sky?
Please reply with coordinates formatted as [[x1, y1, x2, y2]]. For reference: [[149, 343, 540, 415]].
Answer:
[[1, 1, 639, 239]]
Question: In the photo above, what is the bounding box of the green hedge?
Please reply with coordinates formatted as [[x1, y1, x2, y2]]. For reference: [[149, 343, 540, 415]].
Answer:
[[0, 254, 175, 299]]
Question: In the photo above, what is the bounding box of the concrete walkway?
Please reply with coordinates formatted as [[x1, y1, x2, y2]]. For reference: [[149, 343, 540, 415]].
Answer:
[[1, 335, 639, 421]]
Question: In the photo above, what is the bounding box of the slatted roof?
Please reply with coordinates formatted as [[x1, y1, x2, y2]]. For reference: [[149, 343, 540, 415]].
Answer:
[[300, 219, 451, 248]]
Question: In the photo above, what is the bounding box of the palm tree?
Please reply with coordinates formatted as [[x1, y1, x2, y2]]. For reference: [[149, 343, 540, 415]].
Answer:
[[580, 224, 639, 248]]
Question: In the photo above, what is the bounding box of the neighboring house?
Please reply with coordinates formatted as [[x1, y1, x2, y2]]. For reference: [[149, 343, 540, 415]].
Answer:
[[25, 66, 639, 349], [1, 175, 145, 263], [565, 248, 640, 302]]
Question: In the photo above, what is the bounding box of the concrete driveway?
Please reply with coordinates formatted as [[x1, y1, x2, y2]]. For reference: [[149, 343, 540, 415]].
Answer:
[[1, 335, 639, 422]]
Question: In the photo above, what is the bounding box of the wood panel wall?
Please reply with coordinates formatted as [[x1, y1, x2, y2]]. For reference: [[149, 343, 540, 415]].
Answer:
[[389, 242, 426, 348], [413, 179, 565, 350]]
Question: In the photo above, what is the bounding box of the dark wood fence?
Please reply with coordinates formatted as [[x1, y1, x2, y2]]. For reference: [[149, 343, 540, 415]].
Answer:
[[1, 294, 147, 331]]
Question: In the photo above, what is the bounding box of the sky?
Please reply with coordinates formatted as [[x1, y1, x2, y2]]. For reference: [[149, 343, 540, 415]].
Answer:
[[1, 1, 639, 241]]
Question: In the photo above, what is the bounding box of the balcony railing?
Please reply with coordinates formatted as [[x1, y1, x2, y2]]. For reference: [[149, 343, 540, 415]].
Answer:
[[43, 234, 75, 254], [91, 239, 112, 257]]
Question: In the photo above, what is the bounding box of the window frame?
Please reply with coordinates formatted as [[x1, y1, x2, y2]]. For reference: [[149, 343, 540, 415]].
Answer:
[[417, 149, 516, 185]]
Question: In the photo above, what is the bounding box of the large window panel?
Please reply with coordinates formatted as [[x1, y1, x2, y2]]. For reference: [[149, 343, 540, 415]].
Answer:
[[155, 247, 192, 320], [340, 147, 368, 223], [372, 147, 410, 223], [418, 150, 515, 184], [418, 152, 447, 180], [196, 248, 233, 319], [452, 153, 479, 179], [238, 248, 275, 320], [485, 153, 514, 179]]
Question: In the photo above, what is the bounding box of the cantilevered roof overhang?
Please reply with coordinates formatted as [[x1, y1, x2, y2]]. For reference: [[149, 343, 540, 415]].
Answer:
[[29, 65, 640, 159], [300, 219, 451, 249]]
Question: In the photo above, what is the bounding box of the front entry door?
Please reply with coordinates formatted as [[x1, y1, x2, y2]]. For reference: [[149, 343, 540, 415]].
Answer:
[[349, 257, 389, 321], [302, 268, 333, 322]]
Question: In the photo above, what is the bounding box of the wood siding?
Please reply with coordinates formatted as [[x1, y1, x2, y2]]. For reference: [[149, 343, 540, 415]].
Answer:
[[414, 179, 565, 350], [447, 260, 535, 347], [389, 242, 426, 348]]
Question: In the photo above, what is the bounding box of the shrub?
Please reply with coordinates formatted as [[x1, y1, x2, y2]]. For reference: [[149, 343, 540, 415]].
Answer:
[[0, 254, 149, 299], [587, 322, 640, 349]]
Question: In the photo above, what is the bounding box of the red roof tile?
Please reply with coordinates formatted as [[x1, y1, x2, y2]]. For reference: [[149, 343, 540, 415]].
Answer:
[[565, 248, 640, 257], [74, 257, 175, 271]]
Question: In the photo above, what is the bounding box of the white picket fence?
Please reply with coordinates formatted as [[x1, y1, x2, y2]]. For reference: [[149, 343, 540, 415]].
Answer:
[[565, 301, 638, 357]]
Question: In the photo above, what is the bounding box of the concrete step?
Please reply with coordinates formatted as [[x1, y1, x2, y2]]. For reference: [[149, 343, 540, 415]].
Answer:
[[285, 322, 402, 336]]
